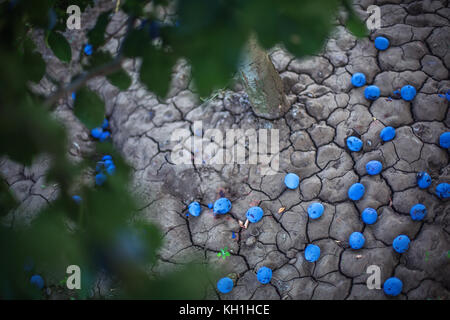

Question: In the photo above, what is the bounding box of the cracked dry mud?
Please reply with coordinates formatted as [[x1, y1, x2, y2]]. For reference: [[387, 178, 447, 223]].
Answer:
[[1, 0, 449, 300]]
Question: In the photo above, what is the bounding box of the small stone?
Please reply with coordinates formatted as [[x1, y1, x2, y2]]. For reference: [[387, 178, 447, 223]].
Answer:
[[349, 232, 365, 250], [348, 183, 365, 201], [304, 244, 321, 262], [246, 236, 256, 246], [400, 85, 416, 101], [361, 207, 378, 225], [351, 72, 366, 87], [374, 36, 390, 51], [284, 173, 300, 189], [217, 277, 234, 294], [364, 85, 380, 101], [347, 136, 363, 152], [307, 202, 324, 219], [366, 160, 383, 175], [383, 277, 402, 296], [256, 266, 272, 284], [410, 203, 427, 221], [416, 172, 432, 189], [188, 201, 202, 217], [246, 206, 264, 223], [393, 235, 410, 253], [380, 126, 396, 142]]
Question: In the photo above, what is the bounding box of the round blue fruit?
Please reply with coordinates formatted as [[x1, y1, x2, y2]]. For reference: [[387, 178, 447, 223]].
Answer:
[[106, 164, 116, 175], [102, 155, 112, 161], [362, 207, 378, 225], [366, 160, 382, 175], [95, 162, 104, 172], [72, 195, 82, 204], [284, 173, 300, 189], [380, 126, 396, 142], [149, 21, 161, 40], [84, 44, 93, 55], [439, 132, 450, 149], [217, 277, 234, 294], [95, 173, 107, 186], [400, 85, 416, 101], [213, 198, 231, 214], [349, 232, 365, 249], [446, 90, 450, 101], [351, 73, 366, 87], [208, 203, 213, 209], [23, 258, 34, 272], [410, 204, 427, 221], [435, 183, 450, 199], [188, 201, 202, 217], [364, 85, 380, 101], [30, 275, 44, 290], [104, 159, 114, 168], [99, 131, 110, 142], [348, 183, 365, 201], [304, 244, 321, 262], [393, 235, 410, 253], [256, 266, 272, 284], [71, 92, 76, 100], [416, 172, 431, 189], [347, 136, 363, 152], [307, 203, 324, 219], [383, 277, 402, 296], [102, 119, 109, 129], [246, 206, 264, 223], [91, 127, 103, 139], [374, 36, 390, 50]]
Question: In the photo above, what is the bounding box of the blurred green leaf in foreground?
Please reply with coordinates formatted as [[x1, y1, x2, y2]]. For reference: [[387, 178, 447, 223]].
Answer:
[[0, 0, 365, 299]]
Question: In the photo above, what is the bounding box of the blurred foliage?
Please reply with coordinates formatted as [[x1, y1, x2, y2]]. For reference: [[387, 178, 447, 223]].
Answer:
[[0, 0, 365, 299]]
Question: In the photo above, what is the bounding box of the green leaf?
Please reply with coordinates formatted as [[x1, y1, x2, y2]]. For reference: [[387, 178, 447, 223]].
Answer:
[[122, 29, 151, 58], [22, 38, 46, 83], [139, 46, 176, 98], [172, 0, 248, 96], [0, 180, 18, 215], [346, 12, 368, 38], [73, 88, 105, 129], [107, 69, 132, 91], [87, 11, 111, 48], [0, 96, 67, 165], [87, 50, 132, 90], [47, 31, 72, 63], [122, 0, 145, 16]]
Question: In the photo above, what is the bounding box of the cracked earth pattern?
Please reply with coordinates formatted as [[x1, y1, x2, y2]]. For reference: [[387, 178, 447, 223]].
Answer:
[[1, 0, 449, 300]]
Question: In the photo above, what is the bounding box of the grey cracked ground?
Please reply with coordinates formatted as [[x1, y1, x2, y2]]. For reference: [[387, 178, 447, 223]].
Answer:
[[1, 0, 449, 300]]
